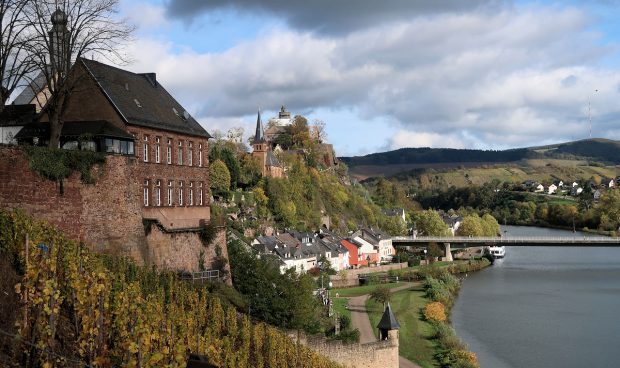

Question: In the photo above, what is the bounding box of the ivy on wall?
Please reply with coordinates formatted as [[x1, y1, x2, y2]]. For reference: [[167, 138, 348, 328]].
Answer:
[[23, 146, 106, 184]]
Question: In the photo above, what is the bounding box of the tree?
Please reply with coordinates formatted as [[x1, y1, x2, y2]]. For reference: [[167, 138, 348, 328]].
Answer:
[[481, 214, 500, 236], [0, 0, 35, 109], [456, 215, 484, 237], [310, 119, 327, 143], [413, 210, 451, 236], [369, 285, 392, 307], [24, 0, 133, 148], [209, 159, 231, 194]]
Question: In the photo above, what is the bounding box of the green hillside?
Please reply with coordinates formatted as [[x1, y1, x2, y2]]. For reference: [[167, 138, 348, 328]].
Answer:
[[340, 139, 620, 182]]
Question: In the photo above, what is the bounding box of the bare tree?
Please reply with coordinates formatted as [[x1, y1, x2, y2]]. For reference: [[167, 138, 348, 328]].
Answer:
[[311, 118, 327, 143], [0, 0, 36, 110], [24, 0, 133, 148]]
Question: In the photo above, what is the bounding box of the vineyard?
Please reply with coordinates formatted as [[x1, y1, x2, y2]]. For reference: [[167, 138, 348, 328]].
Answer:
[[0, 209, 342, 368]]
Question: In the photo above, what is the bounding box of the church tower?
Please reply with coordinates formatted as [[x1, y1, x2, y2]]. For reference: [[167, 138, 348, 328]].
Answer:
[[49, 9, 70, 77], [251, 109, 283, 178]]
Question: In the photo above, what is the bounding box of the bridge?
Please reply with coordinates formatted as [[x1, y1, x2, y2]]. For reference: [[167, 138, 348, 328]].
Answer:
[[392, 236, 620, 261]]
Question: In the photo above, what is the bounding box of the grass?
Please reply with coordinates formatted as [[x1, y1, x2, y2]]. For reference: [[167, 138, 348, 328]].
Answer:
[[331, 282, 404, 298], [332, 297, 351, 321], [366, 285, 438, 368]]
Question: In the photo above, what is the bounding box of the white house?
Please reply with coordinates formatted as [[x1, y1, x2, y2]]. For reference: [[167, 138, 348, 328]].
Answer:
[[534, 183, 544, 193], [571, 187, 583, 196], [547, 184, 558, 195], [354, 228, 395, 262]]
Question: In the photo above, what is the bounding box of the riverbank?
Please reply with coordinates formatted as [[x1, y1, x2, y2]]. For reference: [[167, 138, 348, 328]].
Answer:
[[337, 259, 490, 367]]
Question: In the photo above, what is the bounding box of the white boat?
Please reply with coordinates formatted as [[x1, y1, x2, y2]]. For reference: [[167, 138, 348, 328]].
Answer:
[[486, 245, 506, 259]]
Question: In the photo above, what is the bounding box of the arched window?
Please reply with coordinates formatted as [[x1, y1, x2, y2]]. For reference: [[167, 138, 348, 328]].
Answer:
[[155, 180, 161, 206], [143, 180, 149, 206], [178, 181, 184, 206], [143, 136, 149, 162]]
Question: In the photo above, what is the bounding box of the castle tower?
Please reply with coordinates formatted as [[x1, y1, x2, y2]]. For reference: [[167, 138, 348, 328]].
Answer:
[[377, 302, 400, 343], [252, 109, 283, 178]]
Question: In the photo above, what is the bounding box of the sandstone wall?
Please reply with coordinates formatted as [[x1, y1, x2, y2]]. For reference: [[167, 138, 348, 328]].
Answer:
[[0, 146, 227, 275], [298, 334, 399, 368]]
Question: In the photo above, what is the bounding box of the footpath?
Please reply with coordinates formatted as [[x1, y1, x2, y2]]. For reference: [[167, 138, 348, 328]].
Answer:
[[346, 283, 422, 368]]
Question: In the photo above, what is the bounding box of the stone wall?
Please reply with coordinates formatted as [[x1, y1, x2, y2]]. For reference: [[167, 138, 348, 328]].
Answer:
[[330, 262, 409, 288], [0, 146, 228, 276], [295, 332, 399, 368]]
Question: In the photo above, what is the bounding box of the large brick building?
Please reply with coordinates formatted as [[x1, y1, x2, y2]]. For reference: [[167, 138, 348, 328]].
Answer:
[[16, 58, 212, 230]]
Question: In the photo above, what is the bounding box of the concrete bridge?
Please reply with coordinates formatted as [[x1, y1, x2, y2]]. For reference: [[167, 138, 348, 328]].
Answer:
[[392, 236, 620, 261]]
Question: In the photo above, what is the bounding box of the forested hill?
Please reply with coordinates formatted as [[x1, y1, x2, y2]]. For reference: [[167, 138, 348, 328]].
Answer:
[[340, 138, 620, 167]]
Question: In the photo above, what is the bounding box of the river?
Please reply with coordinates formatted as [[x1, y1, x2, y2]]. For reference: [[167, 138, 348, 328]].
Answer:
[[452, 225, 620, 368]]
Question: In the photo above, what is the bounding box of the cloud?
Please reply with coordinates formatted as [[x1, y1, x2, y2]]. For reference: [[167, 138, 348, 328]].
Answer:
[[165, 0, 507, 35], [121, 1, 170, 30], [123, 4, 620, 152]]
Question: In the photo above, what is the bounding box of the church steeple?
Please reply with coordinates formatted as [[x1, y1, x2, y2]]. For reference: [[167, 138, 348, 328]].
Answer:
[[253, 109, 266, 145], [49, 9, 69, 75]]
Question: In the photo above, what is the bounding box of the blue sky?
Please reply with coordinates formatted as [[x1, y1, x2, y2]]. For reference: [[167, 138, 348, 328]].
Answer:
[[118, 0, 620, 156]]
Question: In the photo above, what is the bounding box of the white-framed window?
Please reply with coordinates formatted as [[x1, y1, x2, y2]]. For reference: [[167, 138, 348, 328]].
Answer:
[[143, 180, 149, 206], [177, 141, 183, 165], [167, 180, 173, 206], [188, 182, 194, 205], [198, 182, 203, 205], [143, 136, 149, 162], [198, 143, 203, 167], [155, 137, 161, 163], [178, 181, 183, 206], [166, 139, 172, 164], [188, 142, 193, 166], [155, 180, 161, 206]]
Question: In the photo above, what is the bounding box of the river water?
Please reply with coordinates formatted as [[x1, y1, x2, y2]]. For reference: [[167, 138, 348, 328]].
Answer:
[[452, 225, 620, 368]]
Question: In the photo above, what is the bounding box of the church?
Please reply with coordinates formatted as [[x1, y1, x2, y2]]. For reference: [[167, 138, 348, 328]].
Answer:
[[251, 110, 284, 178]]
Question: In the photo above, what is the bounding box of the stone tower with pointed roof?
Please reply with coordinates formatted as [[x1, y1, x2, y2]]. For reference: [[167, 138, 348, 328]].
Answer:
[[252, 110, 283, 178], [377, 302, 400, 343]]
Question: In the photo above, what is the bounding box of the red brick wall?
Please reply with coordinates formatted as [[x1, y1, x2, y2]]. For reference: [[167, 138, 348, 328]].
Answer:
[[0, 146, 227, 274]]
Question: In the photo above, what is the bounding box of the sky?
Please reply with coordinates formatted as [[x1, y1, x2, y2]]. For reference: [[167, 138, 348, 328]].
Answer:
[[116, 0, 620, 156]]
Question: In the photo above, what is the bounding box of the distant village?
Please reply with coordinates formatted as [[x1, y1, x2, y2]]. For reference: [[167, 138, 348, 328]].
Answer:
[[522, 177, 619, 201]]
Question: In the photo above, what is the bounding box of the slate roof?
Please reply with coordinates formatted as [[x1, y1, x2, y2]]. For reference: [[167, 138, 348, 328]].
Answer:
[[0, 104, 36, 127], [266, 150, 281, 167], [377, 303, 400, 330], [80, 58, 210, 138], [13, 72, 47, 105], [15, 120, 134, 140], [253, 110, 266, 143]]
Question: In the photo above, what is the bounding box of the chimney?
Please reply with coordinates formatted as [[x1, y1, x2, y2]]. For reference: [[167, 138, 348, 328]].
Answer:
[[140, 73, 157, 87]]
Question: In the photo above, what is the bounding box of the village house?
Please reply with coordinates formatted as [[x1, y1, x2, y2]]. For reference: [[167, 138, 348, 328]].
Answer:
[[340, 238, 378, 268], [440, 213, 463, 235], [382, 208, 406, 224], [547, 183, 558, 195]]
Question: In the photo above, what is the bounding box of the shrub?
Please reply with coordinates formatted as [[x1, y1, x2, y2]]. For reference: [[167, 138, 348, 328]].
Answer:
[[424, 302, 447, 322]]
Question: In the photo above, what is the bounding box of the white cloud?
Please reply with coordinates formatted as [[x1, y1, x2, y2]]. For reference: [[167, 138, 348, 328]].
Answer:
[[118, 4, 620, 152], [122, 1, 170, 30]]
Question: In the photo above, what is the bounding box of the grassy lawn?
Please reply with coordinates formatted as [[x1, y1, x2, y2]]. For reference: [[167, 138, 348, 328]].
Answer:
[[366, 285, 438, 368], [331, 282, 404, 298], [332, 297, 351, 321]]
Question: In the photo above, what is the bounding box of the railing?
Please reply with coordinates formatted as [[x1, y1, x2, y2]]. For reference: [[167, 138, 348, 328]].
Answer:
[[393, 236, 620, 244], [179, 270, 221, 283]]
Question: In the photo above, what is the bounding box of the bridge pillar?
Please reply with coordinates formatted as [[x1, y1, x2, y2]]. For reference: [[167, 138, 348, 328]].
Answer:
[[444, 243, 453, 262]]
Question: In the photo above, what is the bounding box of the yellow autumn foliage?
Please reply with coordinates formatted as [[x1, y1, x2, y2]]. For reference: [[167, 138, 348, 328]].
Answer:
[[424, 301, 447, 322]]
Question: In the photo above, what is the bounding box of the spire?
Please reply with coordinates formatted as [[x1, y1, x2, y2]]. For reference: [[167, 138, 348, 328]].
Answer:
[[377, 302, 400, 331], [49, 9, 69, 74], [253, 109, 266, 144]]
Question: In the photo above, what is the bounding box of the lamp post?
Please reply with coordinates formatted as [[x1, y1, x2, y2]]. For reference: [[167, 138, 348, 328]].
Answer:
[[423, 249, 427, 265]]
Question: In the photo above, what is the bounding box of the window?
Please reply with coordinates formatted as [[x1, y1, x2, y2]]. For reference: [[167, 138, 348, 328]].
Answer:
[[198, 182, 203, 206], [177, 141, 183, 165], [178, 181, 184, 206], [143, 180, 149, 206], [155, 180, 161, 206], [167, 181, 173, 206], [155, 137, 161, 163], [166, 139, 172, 164], [143, 136, 149, 162], [188, 142, 193, 166], [198, 144, 203, 167], [105, 139, 133, 155], [188, 182, 194, 205]]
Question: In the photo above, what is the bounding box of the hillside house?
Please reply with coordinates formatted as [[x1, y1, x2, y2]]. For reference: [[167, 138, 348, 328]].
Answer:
[[593, 189, 602, 201], [441, 214, 463, 235], [571, 186, 583, 196], [534, 183, 544, 193], [340, 238, 378, 268], [547, 184, 558, 195], [353, 228, 395, 262], [382, 208, 406, 223]]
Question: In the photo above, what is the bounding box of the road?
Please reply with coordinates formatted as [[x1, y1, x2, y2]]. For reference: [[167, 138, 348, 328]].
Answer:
[[346, 283, 421, 368]]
